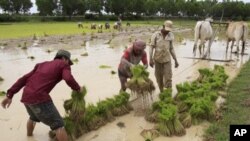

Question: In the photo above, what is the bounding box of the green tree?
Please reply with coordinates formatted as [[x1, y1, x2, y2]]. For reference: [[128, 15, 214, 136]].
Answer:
[[22, 0, 32, 14], [60, 0, 85, 17], [36, 0, 58, 16], [145, 0, 158, 16], [0, 0, 11, 13], [86, 0, 103, 15]]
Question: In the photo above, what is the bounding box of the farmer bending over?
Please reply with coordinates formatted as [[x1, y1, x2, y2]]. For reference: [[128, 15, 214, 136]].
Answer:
[[1, 49, 81, 141], [118, 40, 148, 91]]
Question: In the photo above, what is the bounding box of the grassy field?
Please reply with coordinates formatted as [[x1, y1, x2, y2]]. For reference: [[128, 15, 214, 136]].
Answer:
[[204, 60, 250, 141], [0, 20, 196, 39]]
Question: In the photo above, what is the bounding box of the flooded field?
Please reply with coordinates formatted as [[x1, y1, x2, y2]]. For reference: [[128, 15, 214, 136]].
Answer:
[[0, 26, 249, 141]]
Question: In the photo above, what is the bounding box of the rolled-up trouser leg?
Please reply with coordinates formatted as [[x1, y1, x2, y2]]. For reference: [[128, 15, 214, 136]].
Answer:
[[163, 61, 172, 89], [155, 62, 164, 92]]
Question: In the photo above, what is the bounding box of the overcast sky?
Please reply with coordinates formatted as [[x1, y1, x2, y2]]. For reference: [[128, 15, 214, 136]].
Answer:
[[17, 0, 250, 13]]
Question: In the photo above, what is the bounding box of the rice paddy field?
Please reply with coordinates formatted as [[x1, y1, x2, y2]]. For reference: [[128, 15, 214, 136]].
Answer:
[[0, 19, 250, 141], [0, 20, 197, 39]]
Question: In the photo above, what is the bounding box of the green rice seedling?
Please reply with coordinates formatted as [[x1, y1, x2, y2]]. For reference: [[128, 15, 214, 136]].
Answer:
[[189, 97, 215, 121], [0, 91, 6, 96], [140, 129, 160, 141], [64, 86, 86, 125], [18, 44, 21, 47], [197, 68, 213, 82], [159, 88, 172, 102], [104, 39, 112, 44], [111, 70, 116, 75], [27, 56, 35, 60], [63, 116, 79, 140], [179, 112, 192, 128], [158, 104, 177, 121], [3, 43, 8, 46], [156, 123, 171, 136], [21, 46, 27, 50], [145, 110, 159, 123], [0, 76, 4, 81], [177, 102, 189, 113], [176, 91, 193, 101], [33, 34, 37, 40], [81, 41, 86, 46], [64, 99, 73, 113], [84, 104, 104, 130], [173, 117, 186, 136], [44, 32, 49, 37], [152, 101, 164, 111], [126, 65, 155, 94], [99, 65, 112, 69], [46, 49, 52, 53], [207, 91, 218, 101], [96, 100, 115, 122], [72, 58, 79, 63], [81, 52, 88, 56]]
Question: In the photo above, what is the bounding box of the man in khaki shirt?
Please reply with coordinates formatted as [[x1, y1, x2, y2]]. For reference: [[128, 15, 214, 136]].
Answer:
[[149, 20, 179, 92]]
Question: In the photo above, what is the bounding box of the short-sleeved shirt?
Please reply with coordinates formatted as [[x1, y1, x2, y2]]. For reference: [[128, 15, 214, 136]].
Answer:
[[118, 47, 148, 77], [150, 31, 174, 63]]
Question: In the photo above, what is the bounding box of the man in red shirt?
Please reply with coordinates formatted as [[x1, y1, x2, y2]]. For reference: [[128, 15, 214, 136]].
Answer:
[[118, 40, 148, 91], [1, 49, 81, 141]]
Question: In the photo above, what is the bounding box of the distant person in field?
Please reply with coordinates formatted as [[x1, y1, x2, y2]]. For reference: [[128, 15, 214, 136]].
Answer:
[[118, 40, 148, 91], [149, 20, 179, 92], [1, 49, 82, 141], [78, 22, 83, 28]]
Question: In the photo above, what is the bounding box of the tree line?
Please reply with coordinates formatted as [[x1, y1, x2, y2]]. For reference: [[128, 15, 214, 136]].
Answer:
[[0, 0, 250, 20]]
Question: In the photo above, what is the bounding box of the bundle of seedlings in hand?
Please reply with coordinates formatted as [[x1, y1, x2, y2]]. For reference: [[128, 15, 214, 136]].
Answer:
[[126, 65, 155, 94], [63, 86, 87, 139], [64, 87, 86, 121]]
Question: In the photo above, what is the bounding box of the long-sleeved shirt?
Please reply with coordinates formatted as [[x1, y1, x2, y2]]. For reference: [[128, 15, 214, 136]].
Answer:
[[118, 47, 148, 77], [7, 59, 81, 104]]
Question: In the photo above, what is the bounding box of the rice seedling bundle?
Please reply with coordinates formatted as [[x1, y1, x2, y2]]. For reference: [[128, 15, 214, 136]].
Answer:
[[146, 65, 228, 137], [140, 129, 160, 141], [127, 65, 155, 110], [126, 65, 155, 94], [63, 87, 87, 139], [175, 65, 228, 122]]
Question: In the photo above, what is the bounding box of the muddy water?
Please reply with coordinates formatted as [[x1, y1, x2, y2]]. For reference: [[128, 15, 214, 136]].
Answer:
[[0, 29, 249, 141]]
